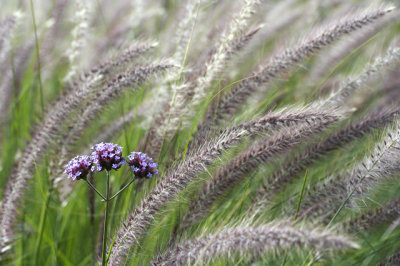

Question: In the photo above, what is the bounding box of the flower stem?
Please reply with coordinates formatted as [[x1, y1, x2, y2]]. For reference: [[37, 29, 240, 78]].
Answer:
[[108, 177, 136, 201], [85, 179, 107, 201], [102, 171, 110, 265]]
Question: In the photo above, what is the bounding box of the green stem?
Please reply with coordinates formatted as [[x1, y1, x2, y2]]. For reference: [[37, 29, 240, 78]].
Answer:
[[30, 0, 44, 115], [85, 179, 107, 201], [102, 171, 110, 265], [108, 177, 136, 201], [294, 170, 308, 220], [34, 187, 52, 265]]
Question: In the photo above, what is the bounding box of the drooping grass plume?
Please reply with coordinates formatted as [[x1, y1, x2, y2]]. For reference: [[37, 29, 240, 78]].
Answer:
[[61, 63, 173, 151], [323, 46, 400, 107], [0, 12, 22, 67], [259, 109, 400, 201], [147, 27, 262, 159], [154, 0, 260, 146], [0, 11, 24, 120], [346, 123, 400, 204], [292, 122, 400, 222], [152, 222, 358, 265], [309, 9, 400, 84], [63, 1, 92, 82], [180, 112, 339, 230], [39, 0, 70, 65], [343, 198, 400, 233], [212, 7, 393, 127], [0, 39, 34, 121], [68, 42, 158, 92]]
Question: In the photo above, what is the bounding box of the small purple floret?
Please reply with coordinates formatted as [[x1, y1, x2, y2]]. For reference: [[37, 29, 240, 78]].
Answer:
[[91, 142, 126, 172], [127, 152, 158, 178], [64, 155, 93, 180]]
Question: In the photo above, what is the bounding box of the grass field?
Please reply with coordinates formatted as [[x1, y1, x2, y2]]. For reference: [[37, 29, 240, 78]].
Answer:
[[1, 0, 400, 265]]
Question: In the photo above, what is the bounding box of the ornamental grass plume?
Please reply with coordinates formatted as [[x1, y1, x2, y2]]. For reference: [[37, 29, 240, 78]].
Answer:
[[152, 222, 358, 265], [180, 112, 339, 231], [290, 122, 400, 223], [257, 109, 400, 202], [211, 7, 393, 128], [342, 198, 400, 233]]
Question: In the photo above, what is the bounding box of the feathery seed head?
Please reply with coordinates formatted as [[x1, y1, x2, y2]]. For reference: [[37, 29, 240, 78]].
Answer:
[[64, 155, 93, 180], [127, 152, 158, 178], [91, 142, 125, 172]]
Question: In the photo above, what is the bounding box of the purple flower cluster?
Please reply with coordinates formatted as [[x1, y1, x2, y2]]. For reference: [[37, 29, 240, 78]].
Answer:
[[64, 155, 93, 180], [91, 142, 126, 172], [127, 152, 159, 178], [64, 142, 159, 181]]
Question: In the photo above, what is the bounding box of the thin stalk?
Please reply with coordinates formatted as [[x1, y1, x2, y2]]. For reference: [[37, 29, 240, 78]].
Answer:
[[108, 177, 136, 201], [85, 179, 107, 201], [102, 171, 110, 265], [34, 187, 52, 265], [30, 0, 44, 115], [295, 170, 309, 220]]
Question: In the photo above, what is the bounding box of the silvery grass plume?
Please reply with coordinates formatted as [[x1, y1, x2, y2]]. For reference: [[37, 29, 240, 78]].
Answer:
[[155, 0, 260, 146], [309, 9, 400, 84], [151, 222, 358, 265], [126, 0, 164, 31], [0, 11, 23, 69], [139, 0, 214, 156], [190, 0, 260, 103], [68, 42, 158, 92], [60, 63, 174, 154], [257, 109, 400, 202], [167, 0, 200, 61], [38, 0, 70, 64], [0, 11, 24, 119], [0, 39, 34, 121], [210, 7, 393, 127], [0, 57, 171, 253], [241, 1, 304, 58], [322, 46, 400, 108], [293, 122, 400, 223], [63, 0, 92, 82], [180, 112, 339, 231], [146, 27, 262, 158], [343, 198, 400, 233], [346, 123, 400, 204], [108, 106, 338, 264]]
